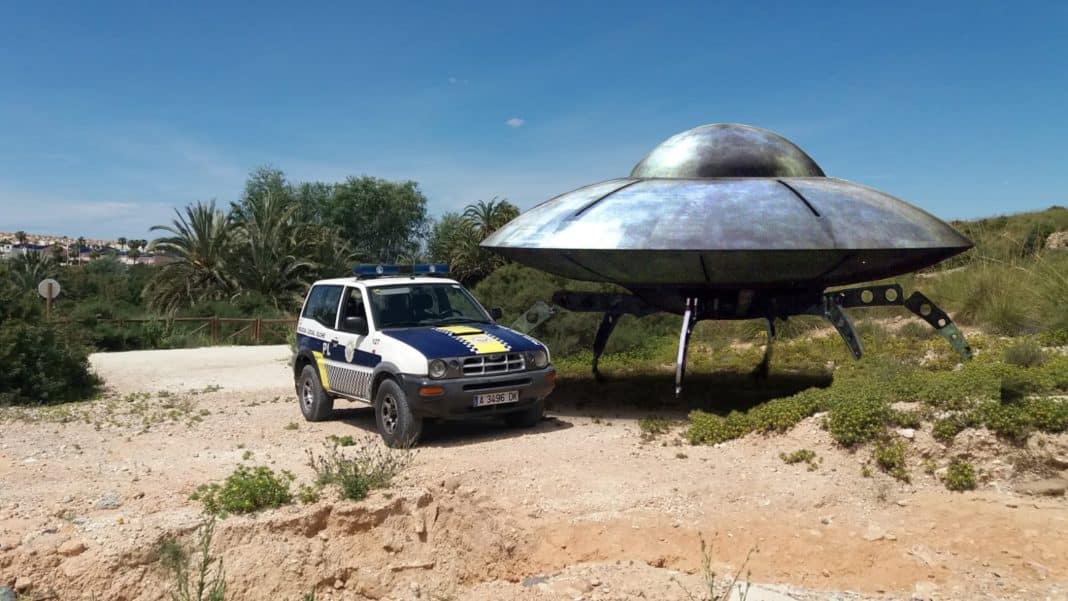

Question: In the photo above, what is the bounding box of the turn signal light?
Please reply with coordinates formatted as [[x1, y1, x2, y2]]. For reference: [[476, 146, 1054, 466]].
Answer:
[[419, 386, 445, 397]]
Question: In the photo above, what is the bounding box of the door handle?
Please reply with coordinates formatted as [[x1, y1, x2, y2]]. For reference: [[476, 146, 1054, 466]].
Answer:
[[329, 338, 340, 346]]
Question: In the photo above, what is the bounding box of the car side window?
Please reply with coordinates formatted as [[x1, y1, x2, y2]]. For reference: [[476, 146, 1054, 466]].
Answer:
[[301, 285, 343, 328], [339, 288, 369, 331]]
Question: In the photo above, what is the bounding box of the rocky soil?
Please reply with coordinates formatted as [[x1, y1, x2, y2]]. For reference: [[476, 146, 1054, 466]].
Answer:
[[1, 346, 1066, 601]]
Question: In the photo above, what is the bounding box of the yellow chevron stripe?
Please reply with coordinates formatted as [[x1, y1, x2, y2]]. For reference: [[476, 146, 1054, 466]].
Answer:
[[433, 326, 510, 354], [435, 325, 483, 335], [312, 351, 330, 390], [462, 334, 509, 354]]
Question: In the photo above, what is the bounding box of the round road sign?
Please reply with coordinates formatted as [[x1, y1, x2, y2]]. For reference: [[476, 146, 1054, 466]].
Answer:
[[37, 278, 61, 300]]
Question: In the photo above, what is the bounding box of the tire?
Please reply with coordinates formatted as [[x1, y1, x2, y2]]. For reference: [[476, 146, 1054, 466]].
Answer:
[[504, 399, 544, 428], [297, 364, 334, 422], [375, 379, 423, 448]]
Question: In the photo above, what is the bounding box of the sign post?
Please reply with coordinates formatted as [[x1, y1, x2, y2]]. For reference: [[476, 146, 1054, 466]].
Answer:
[[37, 278, 61, 319]]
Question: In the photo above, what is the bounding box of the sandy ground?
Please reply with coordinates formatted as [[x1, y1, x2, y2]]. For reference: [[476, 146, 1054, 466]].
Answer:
[[1, 346, 1067, 601]]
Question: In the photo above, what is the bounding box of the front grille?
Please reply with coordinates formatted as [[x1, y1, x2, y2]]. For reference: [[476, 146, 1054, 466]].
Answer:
[[462, 352, 525, 376]]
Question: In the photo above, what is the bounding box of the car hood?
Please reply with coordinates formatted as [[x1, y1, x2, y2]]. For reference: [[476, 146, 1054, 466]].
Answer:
[[380, 323, 545, 359]]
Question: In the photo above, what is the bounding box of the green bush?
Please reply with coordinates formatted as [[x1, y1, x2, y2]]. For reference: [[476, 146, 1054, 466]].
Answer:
[[826, 394, 891, 447], [944, 458, 977, 491], [190, 466, 294, 516], [872, 438, 910, 482], [0, 318, 100, 405], [1003, 340, 1046, 368]]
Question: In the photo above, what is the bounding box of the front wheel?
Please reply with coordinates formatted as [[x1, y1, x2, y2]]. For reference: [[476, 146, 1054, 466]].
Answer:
[[375, 379, 423, 448], [504, 399, 544, 428], [297, 364, 334, 422]]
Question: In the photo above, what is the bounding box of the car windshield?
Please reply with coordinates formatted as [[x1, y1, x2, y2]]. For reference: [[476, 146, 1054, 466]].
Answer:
[[367, 283, 491, 329]]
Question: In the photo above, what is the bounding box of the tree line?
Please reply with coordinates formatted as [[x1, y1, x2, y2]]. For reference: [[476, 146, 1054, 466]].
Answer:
[[146, 167, 519, 313]]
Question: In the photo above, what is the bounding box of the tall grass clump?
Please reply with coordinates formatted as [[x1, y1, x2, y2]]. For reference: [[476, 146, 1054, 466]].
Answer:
[[162, 516, 227, 601], [307, 440, 411, 501]]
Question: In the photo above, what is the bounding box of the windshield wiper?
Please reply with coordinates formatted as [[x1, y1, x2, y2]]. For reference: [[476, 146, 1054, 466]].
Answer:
[[433, 317, 489, 325]]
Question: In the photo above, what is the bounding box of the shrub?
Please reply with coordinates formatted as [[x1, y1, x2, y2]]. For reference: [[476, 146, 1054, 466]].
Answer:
[[0, 319, 100, 405], [1003, 340, 1046, 368], [780, 449, 819, 471], [327, 434, 356, 447], [638, 417, 673, 440], [826, 395, 891, 447], [307, 440, 410, 501], [944, 458, 977, 491], [932, 416, 965, 442], [1039, 328, 1068, 347], [686, 410, 751, 445], [191, 466, 294, 516], [872, 438, 910, 482]]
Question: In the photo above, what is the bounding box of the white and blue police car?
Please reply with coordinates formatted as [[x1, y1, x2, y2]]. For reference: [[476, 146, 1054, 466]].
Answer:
[[293, 264, 556, 447]]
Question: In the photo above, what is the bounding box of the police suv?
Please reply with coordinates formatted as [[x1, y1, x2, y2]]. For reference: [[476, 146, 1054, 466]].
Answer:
[[293, 264, 556, 447]]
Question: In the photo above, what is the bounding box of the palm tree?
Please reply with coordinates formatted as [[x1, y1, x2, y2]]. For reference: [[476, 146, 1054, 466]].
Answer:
[[462, 198, 519, 239], [229, 190, 317, 309], [14, 230, 27, 246], [7, 252, 57, 290], [145, 200, 236, 312], [117, 237, 127, 252]]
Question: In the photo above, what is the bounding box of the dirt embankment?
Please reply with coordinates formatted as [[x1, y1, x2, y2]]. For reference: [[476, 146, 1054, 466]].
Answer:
[[2, 346, 1067, 600]]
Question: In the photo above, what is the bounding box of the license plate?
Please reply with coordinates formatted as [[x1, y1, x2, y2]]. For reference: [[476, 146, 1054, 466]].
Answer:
[[473, 390, 519, 407]]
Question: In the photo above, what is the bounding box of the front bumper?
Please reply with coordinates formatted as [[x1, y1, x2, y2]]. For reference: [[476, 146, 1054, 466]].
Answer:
[[397, 367, 556, 419]]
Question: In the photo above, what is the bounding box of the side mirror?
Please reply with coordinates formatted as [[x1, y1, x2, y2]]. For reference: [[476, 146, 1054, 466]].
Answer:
[[489, 307, 503, 320], [343, 316, 368, 335]]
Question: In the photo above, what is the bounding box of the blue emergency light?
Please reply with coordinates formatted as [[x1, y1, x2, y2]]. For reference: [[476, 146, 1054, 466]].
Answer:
[[413, 263, 450, 275], [352, 264, 400, 277], [352, 264, 450, 278]]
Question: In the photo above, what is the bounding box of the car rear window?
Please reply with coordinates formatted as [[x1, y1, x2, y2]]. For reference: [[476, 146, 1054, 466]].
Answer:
[[301, 285, 343, 328]]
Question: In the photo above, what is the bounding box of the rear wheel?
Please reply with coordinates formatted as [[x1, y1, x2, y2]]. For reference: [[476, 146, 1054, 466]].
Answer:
[[375, 379, 423, 448], [504, 399, 544, 428], [297, 364, 334, 422]]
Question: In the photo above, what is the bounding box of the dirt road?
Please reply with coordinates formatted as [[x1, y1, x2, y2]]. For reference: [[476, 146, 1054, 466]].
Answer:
[[1, 346, 1066, 600]]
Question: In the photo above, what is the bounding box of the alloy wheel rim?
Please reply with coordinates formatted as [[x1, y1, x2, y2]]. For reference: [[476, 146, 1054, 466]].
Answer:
[[381, 395, 398, 434]]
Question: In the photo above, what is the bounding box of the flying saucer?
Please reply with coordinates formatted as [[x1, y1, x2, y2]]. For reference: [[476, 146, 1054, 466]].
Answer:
[[483, 123, 971, 290], [482, 124, 974, 395]]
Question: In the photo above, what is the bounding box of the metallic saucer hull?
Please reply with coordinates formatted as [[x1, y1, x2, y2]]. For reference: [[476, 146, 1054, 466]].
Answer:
[[482, 176, 971, 290]]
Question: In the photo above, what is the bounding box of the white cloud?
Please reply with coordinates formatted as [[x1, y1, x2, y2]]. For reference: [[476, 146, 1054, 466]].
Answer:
[[506, 117, 525, 129], [448, 77, 458, 84]]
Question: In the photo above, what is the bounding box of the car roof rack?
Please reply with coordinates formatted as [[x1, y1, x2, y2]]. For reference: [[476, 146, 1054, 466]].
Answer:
[[352, 263, 450, 279]]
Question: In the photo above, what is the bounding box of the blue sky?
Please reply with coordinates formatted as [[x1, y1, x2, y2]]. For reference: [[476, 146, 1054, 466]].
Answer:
[[1, 1, 1065, 239]]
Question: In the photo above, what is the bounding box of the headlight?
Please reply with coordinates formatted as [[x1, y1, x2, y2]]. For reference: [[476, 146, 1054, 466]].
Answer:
[[428, 359, 448, 379], [527, 349, 548, 369]]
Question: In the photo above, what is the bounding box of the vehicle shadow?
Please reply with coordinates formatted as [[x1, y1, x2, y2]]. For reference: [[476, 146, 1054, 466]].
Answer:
[[331, 405, 574, 448], [546, 369, 833, 420]]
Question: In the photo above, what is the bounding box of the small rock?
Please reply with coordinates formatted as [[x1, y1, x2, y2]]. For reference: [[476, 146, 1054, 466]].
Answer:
[[443, 476, 461, 492], [1016, 478, 1067, 497], [912, 581, 938, 600], [522, 575, 549, 587], [95, 493, 122, 510], [333, 579, 344, 589], [862, 523, 886, 541], [896, 428, 916, 440], [58, 540, 87, 557], [1026, 560, 1050, 580], [13, 577, 31, 593]]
